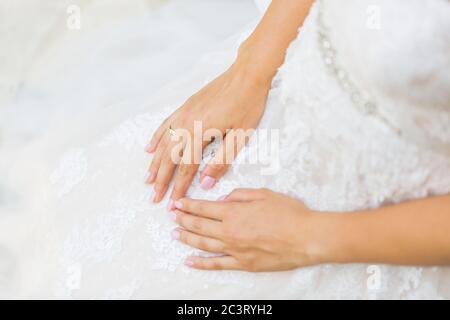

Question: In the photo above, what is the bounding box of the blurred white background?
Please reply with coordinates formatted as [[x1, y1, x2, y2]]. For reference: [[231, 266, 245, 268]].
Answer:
[[0, 0, 256, 128], [0, 0, 257, 213]]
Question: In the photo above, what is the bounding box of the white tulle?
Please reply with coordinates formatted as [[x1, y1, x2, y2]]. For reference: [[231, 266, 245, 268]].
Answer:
[[1, 0, 449, 299]]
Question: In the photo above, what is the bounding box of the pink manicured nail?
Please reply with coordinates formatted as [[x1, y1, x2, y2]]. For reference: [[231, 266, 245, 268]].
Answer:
[[184, 257, 194, 267], [201, 176, 216, 190], [174, 200, 183, 209], [217, 195, 227, 201], [169, 212, 177, 221], [167, 199, 175, 211], [171, 229, 180, 240]]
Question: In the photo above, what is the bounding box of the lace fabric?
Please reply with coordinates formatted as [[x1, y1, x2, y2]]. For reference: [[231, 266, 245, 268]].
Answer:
[[49, 1, 450, 299], [1, 0, 449, 299]]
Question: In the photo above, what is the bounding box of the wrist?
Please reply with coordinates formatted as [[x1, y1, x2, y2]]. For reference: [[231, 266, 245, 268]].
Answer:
[[233, 40, 278, 88], [303, 212, 359, 265]]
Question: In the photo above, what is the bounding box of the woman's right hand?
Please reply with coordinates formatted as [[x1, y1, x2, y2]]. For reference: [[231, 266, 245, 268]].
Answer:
[[145, 60, 272, 208], [144, 0, 315, 208]]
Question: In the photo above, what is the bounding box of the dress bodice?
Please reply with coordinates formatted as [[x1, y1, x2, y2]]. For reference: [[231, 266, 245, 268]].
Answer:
[[321, 0, 450, 153], [257, 0, 450, 154]]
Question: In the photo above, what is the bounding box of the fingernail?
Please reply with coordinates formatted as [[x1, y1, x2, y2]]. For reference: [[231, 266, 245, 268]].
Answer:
[[167, 199, 175, 211], [169, 212, 177, 221], [171, 229, 180, 240], [201, 176, 216, 190], [184, 257, 194, 267], [149, 190, 156, 202], [174, 200, 183, 209], [217, 195, 227, 201]]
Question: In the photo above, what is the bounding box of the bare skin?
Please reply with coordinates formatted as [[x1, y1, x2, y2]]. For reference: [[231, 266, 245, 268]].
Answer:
[[172, 190, 450, 271], [146, 0, 450, 271], [145, 0, 314, 205]]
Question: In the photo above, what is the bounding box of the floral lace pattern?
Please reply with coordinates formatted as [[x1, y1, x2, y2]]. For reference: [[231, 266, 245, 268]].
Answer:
[[2, 0, 448, 299], [50, 148, 88, 198], [47, 0, 450, 299]]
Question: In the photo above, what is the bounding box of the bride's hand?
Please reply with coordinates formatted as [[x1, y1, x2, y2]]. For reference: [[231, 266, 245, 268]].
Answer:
[[145, 62, 271, 206], [170, 188, 332, 271]]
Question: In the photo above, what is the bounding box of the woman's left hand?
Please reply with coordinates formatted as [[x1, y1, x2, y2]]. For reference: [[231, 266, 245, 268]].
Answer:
[[171, 188, 332, 271]]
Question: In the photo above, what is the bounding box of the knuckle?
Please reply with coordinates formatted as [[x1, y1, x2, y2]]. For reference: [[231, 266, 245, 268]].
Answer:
[[157, 138, 168, 150], [160, 154, 172, 167], [223, 220, 254, 243], [193, 259, 203, 268], [244, 262, 259, 272], [222, 223, 240, 242], [197, 238, 207, 250], [177, 213, 187, 227], [195, 202, 205, 213], [198, 260, 210, 270], [156, 174, 168, 185], [191, 217, 203, 232], [219, 242, 227, 252], [209, 260, 222, 270], [178, 164, 193, 177], [207, 162, 225, 173], [240, 255, 258, 272], [154, 182, 168, 192], [224, 204, 239, 217], [150, 152, 162, 165], [172, 183, 186, 196]]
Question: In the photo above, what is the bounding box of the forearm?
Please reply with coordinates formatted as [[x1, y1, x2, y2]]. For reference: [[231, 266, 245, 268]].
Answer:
[[318, 195, 450, 266], [234, 0, 315, 86]]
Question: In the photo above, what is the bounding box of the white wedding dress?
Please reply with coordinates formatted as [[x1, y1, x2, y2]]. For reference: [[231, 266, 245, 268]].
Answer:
[[1, 0, 449, 299]]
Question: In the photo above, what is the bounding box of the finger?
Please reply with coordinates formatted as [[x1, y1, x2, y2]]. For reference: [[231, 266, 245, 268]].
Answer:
[[185, 255, 241, 270], [146, 134, 170, 185], [174, 210, 223, 238], [224, 188, 267, 202], [173, 228, 225, 253], [168, 163, 198, 209], [153, 155, 177, 203], [174, 198, 227, 220], [200, 129, 251, 189], [168, 137, 202, 207], [153, 132, 186, 202], [146, 116, 171, 153]]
